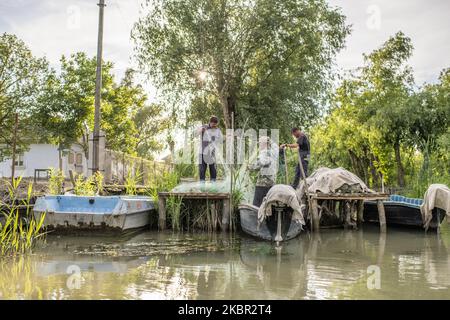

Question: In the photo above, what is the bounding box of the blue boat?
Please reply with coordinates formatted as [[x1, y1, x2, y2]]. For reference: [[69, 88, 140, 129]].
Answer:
[[364, 195, 446, 230], [33, 195, 155, 233]]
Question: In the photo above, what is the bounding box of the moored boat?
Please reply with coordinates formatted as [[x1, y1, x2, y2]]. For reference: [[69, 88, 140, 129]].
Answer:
[[33, 195, 155, 234], [364, 195, 446, 230], [239, 203, 303, 242]]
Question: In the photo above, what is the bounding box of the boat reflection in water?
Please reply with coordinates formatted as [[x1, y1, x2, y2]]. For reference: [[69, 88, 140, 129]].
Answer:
[[1, 225, 449, 299]]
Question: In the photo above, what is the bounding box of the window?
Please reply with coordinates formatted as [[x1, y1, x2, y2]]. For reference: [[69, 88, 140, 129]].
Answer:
[[76, 153, 83, 166], [68, 152, 74, 165], [14, 154, 24, 167]]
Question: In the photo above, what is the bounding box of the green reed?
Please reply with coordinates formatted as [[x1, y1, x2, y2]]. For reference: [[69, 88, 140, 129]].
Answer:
[[0, 177, 46, 256]]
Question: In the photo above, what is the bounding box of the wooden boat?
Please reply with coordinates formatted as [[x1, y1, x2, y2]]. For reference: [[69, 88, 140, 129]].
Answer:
[[33, 195, 155, 234], [238, 203, 303, 242], [364, 195, 446, 230]]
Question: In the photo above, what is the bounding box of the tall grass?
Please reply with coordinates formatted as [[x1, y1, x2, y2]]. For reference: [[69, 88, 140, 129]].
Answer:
[[125, 169, 142, 195], [0, 177, 46, 256], [48, 168, 64, 195], [167, 195, 183, 231]]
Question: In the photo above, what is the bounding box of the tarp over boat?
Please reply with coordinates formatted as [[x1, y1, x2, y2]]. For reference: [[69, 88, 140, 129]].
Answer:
[[421, 184, 450, 230], [296, 167, 374, 199], [257, 184, 305, 225]]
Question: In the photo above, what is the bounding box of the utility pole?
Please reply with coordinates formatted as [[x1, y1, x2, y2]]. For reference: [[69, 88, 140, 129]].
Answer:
[[93, 0, 106, 173]]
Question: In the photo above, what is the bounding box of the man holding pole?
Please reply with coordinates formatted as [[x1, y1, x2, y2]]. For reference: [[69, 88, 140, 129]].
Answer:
[[281, 127, 310, 189]]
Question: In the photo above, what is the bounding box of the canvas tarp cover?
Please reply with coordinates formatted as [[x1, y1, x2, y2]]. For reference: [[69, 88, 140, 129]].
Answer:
[[420, 184, 450, 230], [297, 167, 374, 199], [257, 184, 305, 225]]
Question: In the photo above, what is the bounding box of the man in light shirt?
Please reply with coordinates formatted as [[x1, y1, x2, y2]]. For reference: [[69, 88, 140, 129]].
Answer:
[[249, 136, 278, 207], [197, 116, 223, 182]]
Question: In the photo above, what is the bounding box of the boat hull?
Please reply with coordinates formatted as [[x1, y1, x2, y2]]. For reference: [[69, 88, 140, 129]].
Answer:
[[239, 204, 302, 241], [33, 195, 154, 234], [363, 201, 445, 230]]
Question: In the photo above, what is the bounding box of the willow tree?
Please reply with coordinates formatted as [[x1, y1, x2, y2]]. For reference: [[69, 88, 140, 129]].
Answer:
[[132, 0, 349, 129]]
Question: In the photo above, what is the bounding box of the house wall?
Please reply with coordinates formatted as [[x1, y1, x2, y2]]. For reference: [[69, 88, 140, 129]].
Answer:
[[0, 144, 88, 178]]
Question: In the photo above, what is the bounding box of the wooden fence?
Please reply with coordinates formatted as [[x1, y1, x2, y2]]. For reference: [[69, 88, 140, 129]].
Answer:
[[104, 150, 172, 184]]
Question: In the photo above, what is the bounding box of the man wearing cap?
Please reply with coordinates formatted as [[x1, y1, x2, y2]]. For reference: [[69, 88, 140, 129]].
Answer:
[[197, 116, 223, 181], [281, 127, 310, 189], [249, 136, 278, 207]]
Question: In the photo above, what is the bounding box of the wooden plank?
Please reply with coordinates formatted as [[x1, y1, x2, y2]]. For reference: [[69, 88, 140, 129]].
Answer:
[[158, 192, 230, 199], [158, 197, 166, 230], [376, 199, 387, 233], [311, 192, 389, 200], [311, 198, 320, 231], [104, 184, 148, 189]]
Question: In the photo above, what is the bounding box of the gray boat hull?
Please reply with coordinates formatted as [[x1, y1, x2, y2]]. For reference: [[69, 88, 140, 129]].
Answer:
[[239, 204, 303, 241]]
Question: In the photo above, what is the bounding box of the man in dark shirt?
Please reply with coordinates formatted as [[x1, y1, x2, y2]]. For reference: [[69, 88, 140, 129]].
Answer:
[[281, 127, 310, 189]]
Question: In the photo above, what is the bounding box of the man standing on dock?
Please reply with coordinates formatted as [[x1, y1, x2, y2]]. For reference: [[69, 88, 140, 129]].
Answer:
[[281, 127, 310, 189], [197, 116, 223, 182]]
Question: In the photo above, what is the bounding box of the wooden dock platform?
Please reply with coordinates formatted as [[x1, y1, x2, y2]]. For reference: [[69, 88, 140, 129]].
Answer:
[[157, 192, 231, 231], [308, 192, 389, 232]]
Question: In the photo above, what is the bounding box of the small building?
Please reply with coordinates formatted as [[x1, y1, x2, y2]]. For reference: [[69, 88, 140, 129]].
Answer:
[[0, 143, 88, 179]]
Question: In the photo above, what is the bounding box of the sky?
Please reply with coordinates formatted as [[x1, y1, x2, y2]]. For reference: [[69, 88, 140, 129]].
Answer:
[[1, 0, 450, 98]]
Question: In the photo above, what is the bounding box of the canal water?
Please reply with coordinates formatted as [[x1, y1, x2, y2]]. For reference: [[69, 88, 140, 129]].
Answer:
[[1, 223, 450, 299]]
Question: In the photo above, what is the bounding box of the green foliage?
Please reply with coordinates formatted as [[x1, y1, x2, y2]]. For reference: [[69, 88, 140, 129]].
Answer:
[[0, 177, 46, 256], [48, 168, 65, 195], [148, 171, 180, 201], [134, 103, 170, 159], [311, 32, 450, 191], [92, 171, 104, 195], [0, 33, 51, 161], [73, 172, 104, 196], [38, 53, 144, 155], [133, 0, 350, 130], [125, 169, 142, 196]]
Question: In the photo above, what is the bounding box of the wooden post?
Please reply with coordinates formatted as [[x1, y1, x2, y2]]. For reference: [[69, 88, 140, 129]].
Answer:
[[158, 196, 166, 230], [376, 199, 387, 232], [10, 113, 18, 184], [357, 200, 364, 225], [311, 198, 320, 231], [222, 198, 230, 231]]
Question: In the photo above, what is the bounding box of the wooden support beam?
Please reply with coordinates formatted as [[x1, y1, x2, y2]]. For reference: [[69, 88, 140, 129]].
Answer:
[[311, 198, 320, 231], [222, 198, 231, 231], [376, 199, 387, 233], [357, 200, 364, 225], [158, 197, 166, 230], [158, 192, 230, 199]]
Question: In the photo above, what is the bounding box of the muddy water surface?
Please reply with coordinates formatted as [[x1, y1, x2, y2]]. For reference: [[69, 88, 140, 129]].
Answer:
[[1, 223, 450, 299]]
